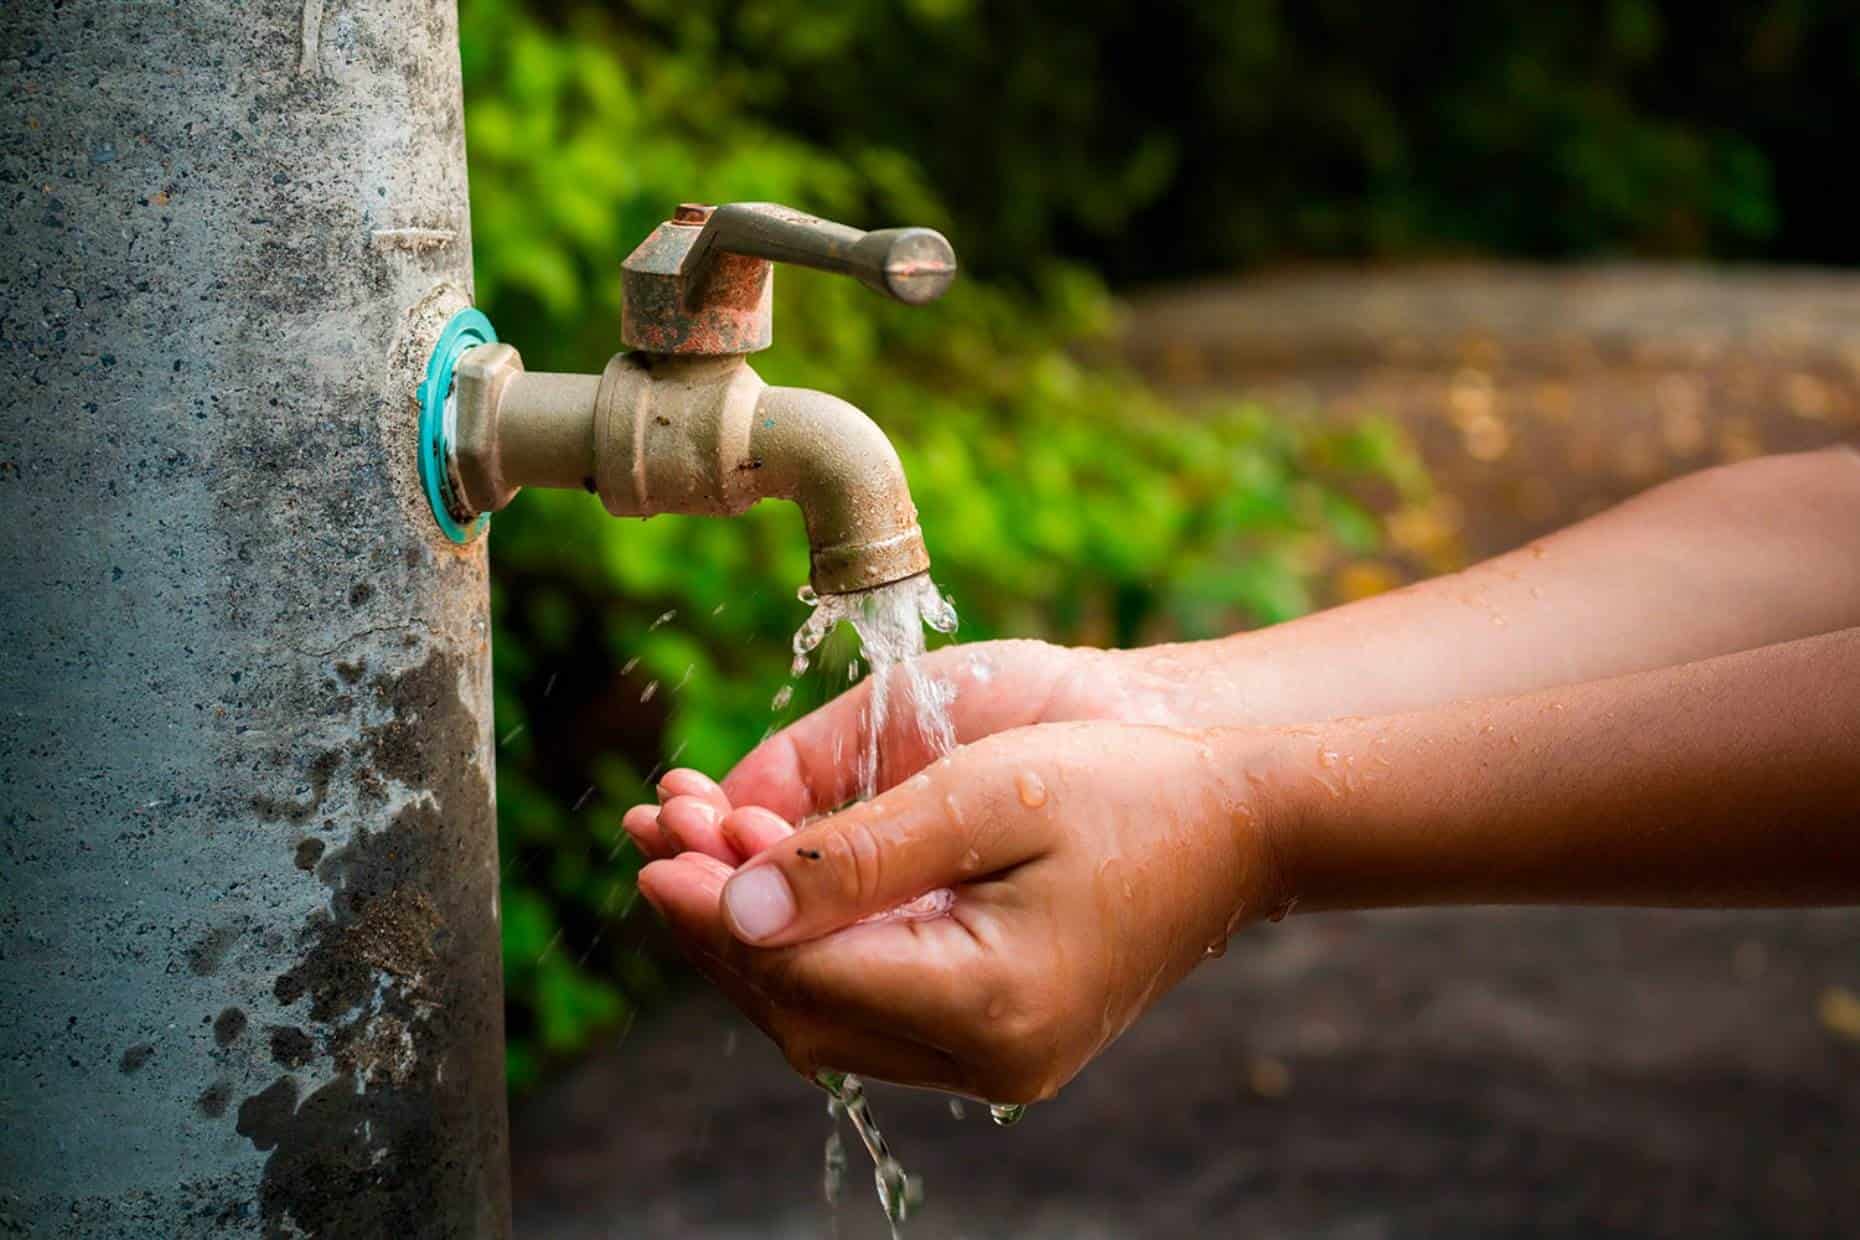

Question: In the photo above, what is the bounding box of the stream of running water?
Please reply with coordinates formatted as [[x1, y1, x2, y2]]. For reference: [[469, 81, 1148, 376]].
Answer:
[[781, 571, 1028, 1234]]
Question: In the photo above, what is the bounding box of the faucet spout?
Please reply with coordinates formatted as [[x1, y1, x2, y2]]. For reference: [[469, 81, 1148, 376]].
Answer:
[[747, 384, 929, 594], [447, 346, 929, 596]]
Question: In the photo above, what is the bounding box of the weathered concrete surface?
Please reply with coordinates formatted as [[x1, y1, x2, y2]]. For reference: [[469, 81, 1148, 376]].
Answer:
[[512, 908, 1860, 1238], [1, 3, 508, 1235]]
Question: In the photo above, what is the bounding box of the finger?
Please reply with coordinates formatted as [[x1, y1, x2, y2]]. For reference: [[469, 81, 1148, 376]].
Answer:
[[622, 804, 670, 860], [658, 768, 732, 817], [658, 794, 738, 865], [720, 805, 794, 859], [720, 745, 1052, 946], [640, 858, 977, 1093], [724, 645, 1044, 821]]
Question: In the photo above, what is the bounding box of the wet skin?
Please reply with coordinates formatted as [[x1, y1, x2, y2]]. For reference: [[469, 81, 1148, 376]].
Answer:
[[632, 448, 1860, 1102]]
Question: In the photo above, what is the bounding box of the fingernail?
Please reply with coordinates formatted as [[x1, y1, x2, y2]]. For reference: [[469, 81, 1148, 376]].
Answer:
[[723, 867, 797, 942]]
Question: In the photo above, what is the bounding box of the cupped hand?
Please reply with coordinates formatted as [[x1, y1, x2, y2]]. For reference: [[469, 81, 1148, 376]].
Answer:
[[635, 721, 1289, 1103], [624, 638, 1185, 867]]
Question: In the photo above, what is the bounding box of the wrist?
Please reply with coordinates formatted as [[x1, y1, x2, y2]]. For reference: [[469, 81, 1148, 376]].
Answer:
[[1202, 723, 1314, 924]]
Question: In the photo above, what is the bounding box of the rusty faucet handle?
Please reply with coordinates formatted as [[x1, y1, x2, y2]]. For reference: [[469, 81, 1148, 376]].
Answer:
[[682, 202, 958, 307], [622, 202, 957, 354]]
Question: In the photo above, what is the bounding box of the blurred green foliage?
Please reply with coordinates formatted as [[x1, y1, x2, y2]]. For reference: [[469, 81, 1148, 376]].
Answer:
[[460, 0, 1430, 1089], [606, 0, 1860, 280]]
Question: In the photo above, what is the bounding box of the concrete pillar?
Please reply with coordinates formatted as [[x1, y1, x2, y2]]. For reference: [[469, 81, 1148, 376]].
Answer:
[[1, 2, 510, 1235]]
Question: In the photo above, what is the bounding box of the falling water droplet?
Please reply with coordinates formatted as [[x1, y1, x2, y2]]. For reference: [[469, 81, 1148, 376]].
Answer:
[[640, 681, 659, 703], [848, 659, 860, 683], [791, 652, 809, 678], [649, 609, 676, 630], [947, 1098, 966, 1120], [988, 1103, 1027, 1127], [823, 1125, 846, 1205], [771, 684, 794, 712], [621, 656, 641, 676]]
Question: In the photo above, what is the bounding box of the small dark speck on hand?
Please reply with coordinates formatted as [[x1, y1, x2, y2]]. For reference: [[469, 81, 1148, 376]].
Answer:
[[797, 848, 822, 861], [119, 1042, 155, 1073]]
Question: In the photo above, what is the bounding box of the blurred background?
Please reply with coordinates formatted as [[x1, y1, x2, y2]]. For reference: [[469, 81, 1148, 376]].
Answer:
[[458, 1, 1860, 1234]]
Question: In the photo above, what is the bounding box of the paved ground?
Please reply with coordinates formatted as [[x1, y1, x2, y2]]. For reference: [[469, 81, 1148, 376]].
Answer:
[[511, 264, 1860, 1238], [513, 908, 1860, 1238]]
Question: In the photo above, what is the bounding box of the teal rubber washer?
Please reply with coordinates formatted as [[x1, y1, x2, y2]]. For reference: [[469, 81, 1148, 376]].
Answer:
[[417, 307, 497, 543]]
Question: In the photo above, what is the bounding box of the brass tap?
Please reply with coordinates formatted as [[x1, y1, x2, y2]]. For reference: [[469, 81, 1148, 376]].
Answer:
[[439, 202, 956, 596]]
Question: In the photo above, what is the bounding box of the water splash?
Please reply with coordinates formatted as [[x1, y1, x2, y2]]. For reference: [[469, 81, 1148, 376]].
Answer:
[[785, 573, 958, 799], [988, 1103, 1027, 1127]]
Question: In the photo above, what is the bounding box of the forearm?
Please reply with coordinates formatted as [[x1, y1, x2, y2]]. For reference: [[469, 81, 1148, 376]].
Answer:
[[1245, 625, 1860, 913], [1144, 448, 1860, 727]]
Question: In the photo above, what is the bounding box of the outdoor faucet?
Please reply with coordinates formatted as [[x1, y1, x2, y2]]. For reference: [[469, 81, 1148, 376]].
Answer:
[[420, 202, 958, 595]]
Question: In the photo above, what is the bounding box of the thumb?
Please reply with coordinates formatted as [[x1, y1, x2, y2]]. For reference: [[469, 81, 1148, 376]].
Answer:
[[724, 641, 1075, 822], [719, 746, 1052, 946]]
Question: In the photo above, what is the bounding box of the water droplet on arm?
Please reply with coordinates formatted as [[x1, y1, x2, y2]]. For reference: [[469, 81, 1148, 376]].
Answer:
[[1015, 770, 1047, 808]]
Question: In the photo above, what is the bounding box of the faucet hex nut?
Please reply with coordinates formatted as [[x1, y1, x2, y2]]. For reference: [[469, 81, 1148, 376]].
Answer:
[[452, 341, 526, 516]]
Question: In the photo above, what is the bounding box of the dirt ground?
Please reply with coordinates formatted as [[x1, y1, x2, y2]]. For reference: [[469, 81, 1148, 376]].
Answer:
[[510, 264, 1860, 1238]]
